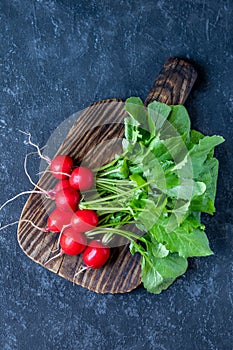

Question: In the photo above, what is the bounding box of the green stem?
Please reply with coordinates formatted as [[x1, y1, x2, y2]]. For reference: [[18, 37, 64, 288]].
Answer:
[[84, 190, 105, 201], [97, 221, 134, 229], [97, 213, 131, 226], [81, 181, 152, 206], [97, 178, 132, 186], [98, 214, 111, 223], [102, 232, 114, 244], [80, 204, 131, 212], [96, 183, 123, 194], [93, 154, 126, 173], [86, 227, 146, 243], [98, 169, 121, 177]]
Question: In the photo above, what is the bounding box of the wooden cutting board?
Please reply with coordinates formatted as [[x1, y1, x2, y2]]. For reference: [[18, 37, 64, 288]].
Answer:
[[17, 57, 197, 293]]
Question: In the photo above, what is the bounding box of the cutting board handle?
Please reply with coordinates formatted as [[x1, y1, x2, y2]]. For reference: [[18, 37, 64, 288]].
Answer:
[[145, 56, 197, 106]]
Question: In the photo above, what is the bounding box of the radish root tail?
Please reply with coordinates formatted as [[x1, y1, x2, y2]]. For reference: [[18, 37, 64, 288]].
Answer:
[[73, 266, 89, 284], [19, 130, 51, 164], [55, 224, 71, 251], [0, 219, 49, 232], [40, 170, 71, 177], [45, 251, 63, 266], [24, 152, 50, 196], [0, 190, 45, 212]]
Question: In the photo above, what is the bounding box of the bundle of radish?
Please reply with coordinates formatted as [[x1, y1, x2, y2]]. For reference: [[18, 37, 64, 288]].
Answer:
[[3, 57, 225, 294]]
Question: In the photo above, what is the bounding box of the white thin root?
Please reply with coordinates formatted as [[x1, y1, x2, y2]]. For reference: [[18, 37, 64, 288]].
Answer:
[[39, 170, 71, 177], [73, 266, 89, 284], [24, 152, 50, 196], [0, 190, 44, 212], [51, 246, 60, 253], [54, 224, 71, 251], [19, 130, 51, 163], [0, 219, 48, 232], [45, 251, 63, 266], [21, 219, 49, 232]]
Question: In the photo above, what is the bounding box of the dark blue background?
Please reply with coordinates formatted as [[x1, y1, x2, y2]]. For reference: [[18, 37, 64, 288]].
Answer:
[[1, 1, 233, 349]]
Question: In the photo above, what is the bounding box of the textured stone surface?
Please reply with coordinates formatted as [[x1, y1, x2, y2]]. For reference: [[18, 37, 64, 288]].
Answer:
[[0, 0, 233, 349]]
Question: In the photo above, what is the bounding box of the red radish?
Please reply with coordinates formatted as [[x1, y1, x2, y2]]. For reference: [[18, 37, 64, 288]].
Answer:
[[82, 240, 110, 268], [60, 228, 87, 255], [69, 166, 94, 191], [47, 208, 72, 232], [47, 180, 72, 199], [55, 188, 80, 212], [54, 180, 72, 192], [71, 209, 99, 232], [50, 155, 73, 179]]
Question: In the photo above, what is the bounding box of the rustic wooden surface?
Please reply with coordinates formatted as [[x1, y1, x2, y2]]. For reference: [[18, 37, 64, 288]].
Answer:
[[145, 56, 197, 106], [17, 57, 197, 294]]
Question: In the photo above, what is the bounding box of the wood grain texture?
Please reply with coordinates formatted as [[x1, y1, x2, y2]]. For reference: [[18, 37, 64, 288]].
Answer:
[[17, 57, 197, 294], [145, 57, 197, 106]]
